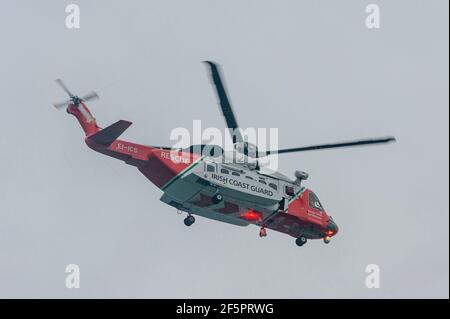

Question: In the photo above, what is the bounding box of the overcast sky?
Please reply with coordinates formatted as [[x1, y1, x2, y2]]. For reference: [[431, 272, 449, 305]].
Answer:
[[0, 0, 448, 298]]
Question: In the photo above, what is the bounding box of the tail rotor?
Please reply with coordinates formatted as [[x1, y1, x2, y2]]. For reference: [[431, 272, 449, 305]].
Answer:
[[53, 79, 99, 109]]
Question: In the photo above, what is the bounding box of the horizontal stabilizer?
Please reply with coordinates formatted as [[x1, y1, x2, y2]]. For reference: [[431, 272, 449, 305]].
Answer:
[[89, 120, 132, 146]]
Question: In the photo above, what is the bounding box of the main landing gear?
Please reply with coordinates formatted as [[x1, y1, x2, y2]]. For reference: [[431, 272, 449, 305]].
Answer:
[[295, 235, 307, 247], [184, 214, 195, 227]]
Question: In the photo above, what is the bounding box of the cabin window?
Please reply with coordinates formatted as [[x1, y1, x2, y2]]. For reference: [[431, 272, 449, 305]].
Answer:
[[308, 192, 324, 211], [206, 164, 215, 172], [259, 180, 267, 185], [232, 172, 240, 176], [269, 183, 278, 190], [285, 186, 295, 196], [220, 168, 229, 174], [245, 176, 254, 180]]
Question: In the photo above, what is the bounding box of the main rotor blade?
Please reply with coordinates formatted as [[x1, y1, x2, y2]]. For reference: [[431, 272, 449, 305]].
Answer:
[[81, 91, 99, 102], [260, 137, 396, 156], [55, 79, 74, 97], [53, 99, 71, 109], [204, 61, 242, 143]]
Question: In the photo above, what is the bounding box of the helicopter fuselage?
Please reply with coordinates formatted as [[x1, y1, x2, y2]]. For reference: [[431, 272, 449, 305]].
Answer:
[[71, 103, 338, 245], [55, 58, 394, 247]]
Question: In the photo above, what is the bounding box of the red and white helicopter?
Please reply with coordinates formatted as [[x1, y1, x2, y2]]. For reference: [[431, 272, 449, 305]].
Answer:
[[54, 62, 395, 247]]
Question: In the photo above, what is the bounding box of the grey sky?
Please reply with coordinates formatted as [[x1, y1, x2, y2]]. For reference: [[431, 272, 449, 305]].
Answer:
[[0, 0, 448, 298]]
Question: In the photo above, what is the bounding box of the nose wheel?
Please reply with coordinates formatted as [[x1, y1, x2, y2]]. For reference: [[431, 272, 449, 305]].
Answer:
[[323, 236, 331, 244], [295, 235, 307, 247], [184, 215, 195, 227]]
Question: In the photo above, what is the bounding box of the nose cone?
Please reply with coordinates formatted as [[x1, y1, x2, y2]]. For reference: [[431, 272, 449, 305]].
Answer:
[[326, 217, 339, 236]]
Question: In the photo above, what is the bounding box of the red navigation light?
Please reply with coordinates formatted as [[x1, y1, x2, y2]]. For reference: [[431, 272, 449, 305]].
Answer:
[[240, 210, 262, 222]]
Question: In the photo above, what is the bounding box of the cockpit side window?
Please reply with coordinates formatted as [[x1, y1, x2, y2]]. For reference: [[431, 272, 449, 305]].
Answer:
[[308, 192, 324, 211]]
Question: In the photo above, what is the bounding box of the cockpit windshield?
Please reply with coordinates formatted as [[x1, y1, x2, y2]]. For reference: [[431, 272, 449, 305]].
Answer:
[[308, 192, 324, 211]]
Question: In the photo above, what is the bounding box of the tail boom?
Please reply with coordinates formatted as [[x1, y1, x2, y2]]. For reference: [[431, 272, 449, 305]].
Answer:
[[67, 103, 100, 136], [67, 101, 200, 189], [86, 137, 200, 188]]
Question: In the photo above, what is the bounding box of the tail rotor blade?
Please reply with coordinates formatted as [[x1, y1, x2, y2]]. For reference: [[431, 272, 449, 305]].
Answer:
[[81, 91, 99, 102], [53, 99, 71, 109], [55, 78, 74, 97]]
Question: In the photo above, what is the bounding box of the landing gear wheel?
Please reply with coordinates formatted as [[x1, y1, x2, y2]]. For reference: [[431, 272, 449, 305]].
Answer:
[[295, 236, 307, 247], [184, 215, 195, 227], [212, 193, 223, 204], [323, 236, 331, 244]]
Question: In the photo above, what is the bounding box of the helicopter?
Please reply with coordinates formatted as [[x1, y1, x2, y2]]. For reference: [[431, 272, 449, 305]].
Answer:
[[53, 61, 395, 247]]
